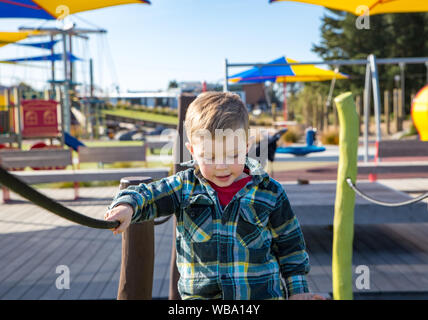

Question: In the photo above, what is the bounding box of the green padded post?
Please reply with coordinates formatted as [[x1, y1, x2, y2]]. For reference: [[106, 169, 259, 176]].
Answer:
[[332, 92, 359, 300]]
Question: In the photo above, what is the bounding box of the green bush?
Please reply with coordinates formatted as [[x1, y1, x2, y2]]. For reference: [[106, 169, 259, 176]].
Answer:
[[282, 128, 300, 143], [321, 129, 339, 145]]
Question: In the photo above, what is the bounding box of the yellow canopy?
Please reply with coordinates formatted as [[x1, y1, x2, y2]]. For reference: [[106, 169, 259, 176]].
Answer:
[[229, 56, 348, 84], [270, 0, 428, 15], [33, 0, 150, 18], [0, 31, 42, 48], [276, 57, 348, 83]]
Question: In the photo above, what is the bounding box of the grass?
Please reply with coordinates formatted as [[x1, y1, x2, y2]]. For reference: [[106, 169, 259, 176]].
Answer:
[[102, 109, 178, 125]]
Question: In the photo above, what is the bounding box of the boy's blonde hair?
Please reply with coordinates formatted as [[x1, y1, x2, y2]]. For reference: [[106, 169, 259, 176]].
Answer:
[[184, 91, 249, 143]]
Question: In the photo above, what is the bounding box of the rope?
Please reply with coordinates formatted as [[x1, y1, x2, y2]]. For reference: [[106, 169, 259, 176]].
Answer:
[[154, 215, 172, 225], [0, 165, 120, 230], [346, 178, 428, 207]]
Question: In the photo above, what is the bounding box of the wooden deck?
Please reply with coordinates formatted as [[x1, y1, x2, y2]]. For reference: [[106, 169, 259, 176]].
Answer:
[[0, 182, 428, 299]]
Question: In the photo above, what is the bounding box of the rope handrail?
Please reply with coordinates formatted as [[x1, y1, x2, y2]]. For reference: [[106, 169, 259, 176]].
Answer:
[[0, 165, 120, 229], [346, 178, 428, 207]]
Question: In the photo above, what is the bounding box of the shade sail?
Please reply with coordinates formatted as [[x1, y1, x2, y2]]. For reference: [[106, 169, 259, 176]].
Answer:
[[0, 52, 80, 63], [269, 0, 428, 15], [17, 39, 59, 50], [0, 0, 150, 20], [229, 56, 348, 84], [0, 30, 43, 48]]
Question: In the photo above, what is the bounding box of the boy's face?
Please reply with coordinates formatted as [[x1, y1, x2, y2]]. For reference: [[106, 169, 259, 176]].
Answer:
[[185, 129, 249, 187]]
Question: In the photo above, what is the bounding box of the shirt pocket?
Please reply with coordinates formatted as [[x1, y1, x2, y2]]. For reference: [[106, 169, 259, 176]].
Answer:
[[236, 201, 272, 249], [181, 194, 214, 243]]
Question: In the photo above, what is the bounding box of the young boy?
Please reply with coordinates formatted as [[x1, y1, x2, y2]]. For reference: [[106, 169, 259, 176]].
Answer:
[[105, 92, 322, 300]]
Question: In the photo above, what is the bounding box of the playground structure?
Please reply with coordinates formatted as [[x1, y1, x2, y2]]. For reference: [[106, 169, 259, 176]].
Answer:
[[275, 127, 326, 156], [0, 87, 104, 151], [411, 85, 428, 141], [0, 24, 118, 151], [0, 0, 428, 302], [225, 55, 428, 163]]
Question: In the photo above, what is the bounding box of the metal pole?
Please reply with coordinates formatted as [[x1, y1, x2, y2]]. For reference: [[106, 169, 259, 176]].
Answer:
[[62, 31, 71, 133], [223, 59, 229, 92], [50, 35, 55, 94], [89, 58, 94, 98], [68, 33, 73, 84], [363, 63, 371, 163], [368, 54, 382, 144]]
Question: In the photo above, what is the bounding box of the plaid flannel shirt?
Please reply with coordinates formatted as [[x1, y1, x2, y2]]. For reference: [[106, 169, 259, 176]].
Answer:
[[109, 156, 310, 300]]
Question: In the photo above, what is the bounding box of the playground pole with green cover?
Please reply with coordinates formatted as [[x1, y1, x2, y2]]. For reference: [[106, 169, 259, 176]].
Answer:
[[332, 92, 359, 300]]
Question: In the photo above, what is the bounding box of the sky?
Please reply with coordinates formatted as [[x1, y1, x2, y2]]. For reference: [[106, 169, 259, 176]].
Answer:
[[0, 0, 328, 93]]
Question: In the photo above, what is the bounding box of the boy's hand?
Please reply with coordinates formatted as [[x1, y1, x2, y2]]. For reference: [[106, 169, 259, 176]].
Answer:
[[288, 293, 327, 300], [104, 204, 133, 235]]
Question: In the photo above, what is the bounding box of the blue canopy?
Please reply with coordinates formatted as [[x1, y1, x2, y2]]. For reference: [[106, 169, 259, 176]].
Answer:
[[0, 0, 55, 20], [229, 56, 349, 84], [1, 52, 81, 63], [0, 0, 151, 20], [16, 39, 60, 50], [229, 57, 294, 83]]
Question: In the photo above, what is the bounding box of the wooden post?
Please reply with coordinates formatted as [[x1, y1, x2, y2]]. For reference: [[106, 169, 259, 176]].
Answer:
[[117, 176, 154, 300], [55, 87, 65, 148], [12, 88, 22, 149], [332, 92, 359, 300], [384, 90, 390, 135], [318, 95, 324, 131], [283, 82, 288, 121], [312, 102, 317, 129], [397, 88, 403, 132], [323, 97, 328, 132], [44, 89, 50, 101], [333, 101, 339, 129], [317, 95, 323, 131], [271, 102, 277, 123], [2, 89, 10, 134], [393, 88, 398, 133], [169, 94, 196, 300], [410, 92, 416, 107]]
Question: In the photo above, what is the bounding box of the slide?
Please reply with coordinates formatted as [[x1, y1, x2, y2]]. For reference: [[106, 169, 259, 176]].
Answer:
[[64, 132, 86, 151]]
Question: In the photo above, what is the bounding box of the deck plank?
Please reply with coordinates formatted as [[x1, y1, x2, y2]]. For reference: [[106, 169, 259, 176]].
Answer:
[[301, 226, 334, 293], [353, 225, 409, 291], [1, 183, 428, 299], [19, 225, 95, 299]]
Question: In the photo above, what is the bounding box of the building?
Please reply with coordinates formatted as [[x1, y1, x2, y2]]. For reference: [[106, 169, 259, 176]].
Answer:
[[107, 81, 246, 109], [108, 89, 180, 108]]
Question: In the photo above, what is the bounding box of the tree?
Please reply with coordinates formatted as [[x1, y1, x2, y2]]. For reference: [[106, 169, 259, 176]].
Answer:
[[311, 10, 428, 113], [168, 80, 178, 89]]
